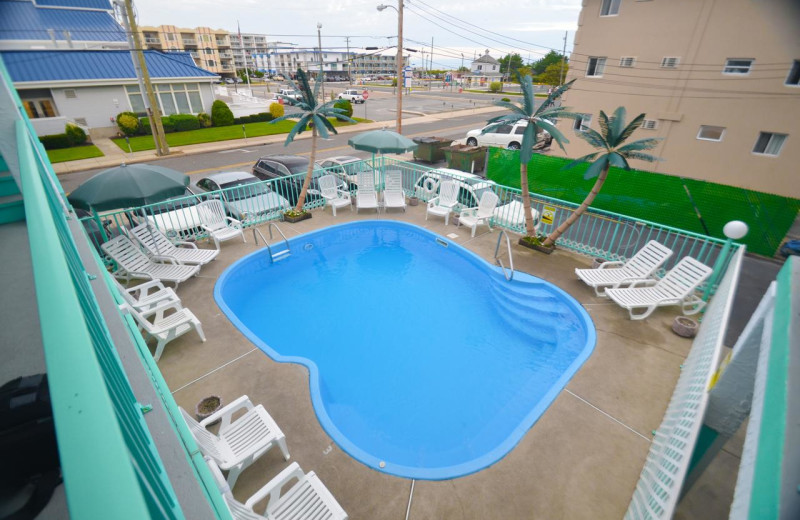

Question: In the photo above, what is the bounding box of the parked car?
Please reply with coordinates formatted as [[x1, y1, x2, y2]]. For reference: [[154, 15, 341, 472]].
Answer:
[[338, 89, 365, 104], [318, 156, 377, 188], [412, 168, 498, 209], [465, 120, 552, 150], [190, 171, 290, 223], [271, 74, 285, 81], [224, 78, 235, 84], [252, 154, 344, 206], [277, 88, 302, 104], [127, 189, 205, 240]]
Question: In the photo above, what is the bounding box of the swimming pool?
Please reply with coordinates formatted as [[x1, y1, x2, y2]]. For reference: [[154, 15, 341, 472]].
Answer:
[[216, 221, 596, 480]]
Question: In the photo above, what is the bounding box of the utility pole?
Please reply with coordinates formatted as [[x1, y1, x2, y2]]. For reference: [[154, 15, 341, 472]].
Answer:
[[429, 37, 433, 90], [396, 0, 403, 132], [317, 23, 325, 99], [559, 31, 568, 86], [119, 0, 168, 155], [345, 36, 352, 85]]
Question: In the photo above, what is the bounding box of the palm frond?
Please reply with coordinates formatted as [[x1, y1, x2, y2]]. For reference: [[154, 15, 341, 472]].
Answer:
[[538, 78, 575, 112], [519, 123, 537, 164], [319, 115, 338, 134], [537, 105, 580, 122], [312, 114, 329, 139], [607, 152, 630, 170], [564, 152, 602, 170], [535, 119, 570, 152], [608, 106, 627, 144], [597, 110, 610, 139], [519, 73, 535, 115], [282, 114, 311, 145], [617, 137, 662, 153], [623, 151, 663, 163], [574, 128, 609, 150], [312, 73, 322, 103], [295, 69, 315, 107], [583, 155, 609, 180], [616, 113, 646, 145], [269, 113, 304, 125]]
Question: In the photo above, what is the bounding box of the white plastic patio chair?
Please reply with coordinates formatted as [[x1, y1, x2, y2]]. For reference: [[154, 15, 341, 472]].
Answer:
[[458, 191, 499, 237], [101, 234, 200, 287], [130, 222, 219, 265], [113, 277, 180, 312], [575, 240, 674, 296], [198, 199, 245, 248], [180, 395, 290, 489], [205, 458, 348, 520], [426, 180, 459, 225], [122, 301, 205, 361], [492, 199, 540, 233], [319, 174, 352, 217], [355, 170, 379, 213], [605, 256, 713, 320], [383, 169, 406, 212]]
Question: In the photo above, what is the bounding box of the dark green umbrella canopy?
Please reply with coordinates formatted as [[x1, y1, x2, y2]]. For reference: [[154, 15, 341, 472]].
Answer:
[[68, 163, 190, 211], [348, 129, 418, 154]]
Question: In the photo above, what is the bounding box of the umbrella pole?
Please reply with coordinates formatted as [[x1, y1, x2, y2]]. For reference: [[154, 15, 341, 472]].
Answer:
[[91, 206, 109, 243]]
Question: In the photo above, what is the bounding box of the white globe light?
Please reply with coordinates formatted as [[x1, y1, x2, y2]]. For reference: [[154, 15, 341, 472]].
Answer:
[[723, 220, 748, 240]]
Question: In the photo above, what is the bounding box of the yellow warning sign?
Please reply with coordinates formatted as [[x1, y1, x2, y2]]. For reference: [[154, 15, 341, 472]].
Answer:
[[541, 205, 555, 225]]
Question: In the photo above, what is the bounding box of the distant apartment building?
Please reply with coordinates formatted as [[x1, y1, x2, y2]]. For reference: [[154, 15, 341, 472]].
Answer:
[[138, 25, 235, 77], [253, 50, 407, 80], [555, 0, 800, 198], [230, 32, 276, 71]]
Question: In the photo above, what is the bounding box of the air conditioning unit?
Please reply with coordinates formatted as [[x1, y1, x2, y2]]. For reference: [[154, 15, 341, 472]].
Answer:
[[661, 57, 680, 68], [619, 57, 636, 68], [641, 119, 658, 130]]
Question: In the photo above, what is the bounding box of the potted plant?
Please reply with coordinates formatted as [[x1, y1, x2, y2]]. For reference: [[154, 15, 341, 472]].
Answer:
[[196, 395, 222, 424], [283, 209, 312, 224], [408, 195, 419, 207], [518, 234, 554, 254]]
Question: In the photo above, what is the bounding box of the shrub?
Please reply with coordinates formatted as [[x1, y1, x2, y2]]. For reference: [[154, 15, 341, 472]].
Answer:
[[334, 99, 353, 118], [39, 133, 72, 150], [489, 81, 502, 93], [269, 102, 284, 119], [391, 78, 397, 87], [233, 112, 274, 125], [160, 116, 176, 133], [169, 114, 200, 132], [501, 97, 511, 103], [65, 123, 87, 145], [116, 113, 140, 136], [197, 112, 212, 128], [211, 99, 234, 126], [139, 116, 153, 135]]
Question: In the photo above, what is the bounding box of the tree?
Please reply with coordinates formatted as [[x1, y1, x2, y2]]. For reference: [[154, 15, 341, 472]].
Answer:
[[543, 107, 662, 247], [211, 100, 234, 126], [489, 75, 577, 237], [269, 68, 355, 212], [531, 50, 566, 76], [537, 62, 569, 86], [498, 53, 524, 79], [457, 66, 469, 72]]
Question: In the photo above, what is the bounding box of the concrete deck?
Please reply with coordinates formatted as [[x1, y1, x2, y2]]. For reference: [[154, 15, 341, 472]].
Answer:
[[153, 204, 741, 519]]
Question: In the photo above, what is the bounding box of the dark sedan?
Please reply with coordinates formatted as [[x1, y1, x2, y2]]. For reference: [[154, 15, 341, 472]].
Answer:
[[252, 154, 344, 206]]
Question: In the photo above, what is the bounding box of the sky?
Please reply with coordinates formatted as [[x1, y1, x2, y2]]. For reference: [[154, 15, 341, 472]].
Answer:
[[131, 0, 583, 69]]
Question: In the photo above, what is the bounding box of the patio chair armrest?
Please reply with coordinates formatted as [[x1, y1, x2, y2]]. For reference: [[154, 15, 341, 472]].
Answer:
[[596, 261, 624, 269], [307, 189, 321, 196], [173, 240, 198, 249], [225, 216, 243, 228], [127, 279, 168, 296], [427, 197, 441, 209], [245, 462, 304, 514], [151, 255, 181, 265], [140, 299, 183, 319], [629, 278, 658, 288], [460, 208, 478, 218], [610, 276, 653, 290], [200, 395, 255, 429]]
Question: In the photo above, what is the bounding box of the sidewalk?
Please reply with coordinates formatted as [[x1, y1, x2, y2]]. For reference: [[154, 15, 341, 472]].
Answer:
[[51, 105, 504, 175]]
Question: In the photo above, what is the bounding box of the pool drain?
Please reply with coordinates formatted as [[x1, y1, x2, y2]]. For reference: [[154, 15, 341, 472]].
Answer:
[[304, 243, 313, 251]]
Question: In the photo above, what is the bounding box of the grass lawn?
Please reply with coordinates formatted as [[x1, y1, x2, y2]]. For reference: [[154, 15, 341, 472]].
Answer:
[[46, 144, 104, 163], [112, 117, 369, 153]]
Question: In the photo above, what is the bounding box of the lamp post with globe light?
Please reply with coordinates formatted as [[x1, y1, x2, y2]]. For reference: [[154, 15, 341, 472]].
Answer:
[[377, 2, 403, 132], [704, 220, 749, 300]]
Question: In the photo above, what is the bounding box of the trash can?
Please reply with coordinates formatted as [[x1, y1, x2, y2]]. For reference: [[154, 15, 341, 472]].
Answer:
[[443, 144, 487, 173], [412, 137, 453, 163]]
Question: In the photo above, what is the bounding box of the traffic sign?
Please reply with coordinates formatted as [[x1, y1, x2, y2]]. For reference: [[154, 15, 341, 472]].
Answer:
[[362, 91, 369, 99]]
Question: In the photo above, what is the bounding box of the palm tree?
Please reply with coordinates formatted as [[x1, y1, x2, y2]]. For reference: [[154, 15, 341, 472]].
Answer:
[[488, 74, 576, 237], [542, 106, 661, 247], [270, 68, 355, 212]]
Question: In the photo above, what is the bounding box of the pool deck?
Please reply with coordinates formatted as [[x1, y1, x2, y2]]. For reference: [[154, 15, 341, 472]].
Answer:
[[156, 203, 742, 519]]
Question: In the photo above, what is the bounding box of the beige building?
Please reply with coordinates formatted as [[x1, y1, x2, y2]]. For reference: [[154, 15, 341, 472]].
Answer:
[[554, 0, 800, 198], [138, 25, 235, 77]]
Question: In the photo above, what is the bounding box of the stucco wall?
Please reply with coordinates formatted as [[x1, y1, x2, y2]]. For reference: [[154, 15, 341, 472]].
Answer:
[[50, 85, 128, 130]]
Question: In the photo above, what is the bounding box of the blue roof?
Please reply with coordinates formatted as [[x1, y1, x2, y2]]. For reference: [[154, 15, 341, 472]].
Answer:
[[34, 0, 112, 10], [1, 50, 218, 82], [0, 1, 125, 42]]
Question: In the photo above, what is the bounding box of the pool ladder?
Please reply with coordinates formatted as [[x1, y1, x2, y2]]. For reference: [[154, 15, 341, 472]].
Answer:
[[494, 229, 515, 281], [253, 223, 291, 262]]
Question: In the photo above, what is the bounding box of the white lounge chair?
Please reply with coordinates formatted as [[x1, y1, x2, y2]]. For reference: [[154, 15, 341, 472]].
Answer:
[[198, 199, 245, 248], [492, 199, 540, 233], [113, 277, 179, 312], [319, 174, 352, 216], [122, 301, 205, 361], [355, 171, 379, 213], [101, 234, 200, 286], [206, 458, 348, 520], [180, 395, 290, 489], [605, 256, 713, 320], [575, 240, 674, 296], [426, 180, 459, 225], [458, 191, 499, 237], [130, 222, 219, 265], [383, 169, 406, 212]]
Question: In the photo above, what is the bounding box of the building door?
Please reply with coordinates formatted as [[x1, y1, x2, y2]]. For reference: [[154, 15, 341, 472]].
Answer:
[[23, 98, 57, 119]]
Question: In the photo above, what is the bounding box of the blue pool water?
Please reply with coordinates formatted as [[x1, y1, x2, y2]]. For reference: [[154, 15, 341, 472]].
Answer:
[[216, 221, 595, 480]]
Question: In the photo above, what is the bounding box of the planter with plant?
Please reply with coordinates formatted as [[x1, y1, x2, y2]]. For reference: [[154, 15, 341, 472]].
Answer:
[[283, 209, 312, 223], [518, 234, 555, 254], [196, 395, 222, 424]]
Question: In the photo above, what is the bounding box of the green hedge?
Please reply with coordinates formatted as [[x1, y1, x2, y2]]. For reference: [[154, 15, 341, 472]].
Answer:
[[169, 114, 200, 132], [233, 112, 274, 125], [39, 133, 72, 150]]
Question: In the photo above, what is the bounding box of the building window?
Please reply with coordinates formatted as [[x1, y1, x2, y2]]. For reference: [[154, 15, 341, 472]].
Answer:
[[641, 119, 658, 130], [477, 65, 482, 71], [22, 99, 57, 119], [785, 60, 800, 86], [697, 125, 725, 141], [126, 83, 203, 115], [600, 0, 621, 16], [619, 57, 636, 68], [586, 57, 606, 77], [752, 132, 787, 156], [661, 57, 680, 68], [723, 58, 754, 75], [573, 114, 592, 132]]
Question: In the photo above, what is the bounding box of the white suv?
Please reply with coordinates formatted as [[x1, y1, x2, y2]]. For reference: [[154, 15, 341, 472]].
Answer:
[[465, 120, 552, 150], [338, 89, 365, 104]]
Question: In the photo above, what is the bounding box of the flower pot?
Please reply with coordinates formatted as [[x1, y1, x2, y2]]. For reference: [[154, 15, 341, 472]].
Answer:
[[408, 196, 419, 207], [592, 257, 605, 269], [452, 214, 460, 226], [283, 211, 312, 224], [672, 316, 699, 338], [196, 395, 222, 424], [518, 237, 554, 254]]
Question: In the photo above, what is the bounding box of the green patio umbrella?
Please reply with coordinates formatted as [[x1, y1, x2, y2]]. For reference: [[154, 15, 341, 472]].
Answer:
[[348, 129, 418, 154], [68, 163, 189, 212]]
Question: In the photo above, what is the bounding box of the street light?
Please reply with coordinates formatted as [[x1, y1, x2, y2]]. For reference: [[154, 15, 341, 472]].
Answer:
[[377, 2, 403, 133], [317, 23, 325, 99], [703, 220, 749, 300]]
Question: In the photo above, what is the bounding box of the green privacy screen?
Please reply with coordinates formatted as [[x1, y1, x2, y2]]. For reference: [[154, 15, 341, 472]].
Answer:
[[487, 149, 799, 257]]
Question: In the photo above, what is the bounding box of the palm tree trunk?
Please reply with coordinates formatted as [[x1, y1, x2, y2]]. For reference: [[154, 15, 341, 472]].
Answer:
[[520, 162, 536, 237], [294, 127, 317, 212], [543, 164, 609, 247]]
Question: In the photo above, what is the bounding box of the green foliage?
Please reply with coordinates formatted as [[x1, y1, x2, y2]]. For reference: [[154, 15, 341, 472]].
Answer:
[[160, 116, 176, 133], [537, 63, 569, 86], [139, 117, 153, 135], [391, 77, 397, 87], [489, 81, 502, 93], [269, 102, 284, 119], [65, 123, 87, 145], [501, 97, 511, 103], [197, 112, 212, 128], [233, 112, 274, 124], [457, 66, 469, 72], [334, 99, 353, 118], [169, 114, 200, 132], [531, 51, 567, 75], [39, 133, 72, 150], [211, 100, 235, 126], [116, 113, 140, 136], [498, 53, 524, 77]]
